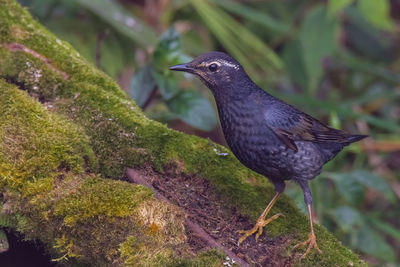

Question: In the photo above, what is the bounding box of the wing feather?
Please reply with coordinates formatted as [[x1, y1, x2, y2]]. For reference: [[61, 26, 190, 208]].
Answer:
[[265, 103, 353, 151]]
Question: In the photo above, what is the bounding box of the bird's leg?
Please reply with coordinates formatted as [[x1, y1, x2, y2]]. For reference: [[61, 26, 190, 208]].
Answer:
[[293, 199, 322, 259], [238, 191, 284, 245]]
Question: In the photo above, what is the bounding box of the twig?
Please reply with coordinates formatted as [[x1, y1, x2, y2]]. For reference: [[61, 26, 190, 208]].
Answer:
[[141, 86, 158, 110], [95, 30, 108, 70]]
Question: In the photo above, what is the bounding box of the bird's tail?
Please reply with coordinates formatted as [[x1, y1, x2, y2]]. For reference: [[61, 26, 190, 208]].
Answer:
[[347, 134, 368, 144]]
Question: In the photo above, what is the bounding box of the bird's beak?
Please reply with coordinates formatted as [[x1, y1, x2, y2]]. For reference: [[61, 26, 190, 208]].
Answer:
[[169, 63, 193, 73]]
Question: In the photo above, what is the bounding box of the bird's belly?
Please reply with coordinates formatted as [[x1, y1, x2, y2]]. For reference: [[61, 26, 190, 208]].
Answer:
[[226, 132, 324, 180]]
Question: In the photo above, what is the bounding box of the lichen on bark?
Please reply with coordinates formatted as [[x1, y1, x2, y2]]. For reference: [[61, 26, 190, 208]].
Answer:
[[0, 0, 366, 266]]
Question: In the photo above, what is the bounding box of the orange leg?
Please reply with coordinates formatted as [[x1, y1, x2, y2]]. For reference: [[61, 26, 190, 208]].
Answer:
[[293, 204, 322, 259], [238, 191, 284, 245]]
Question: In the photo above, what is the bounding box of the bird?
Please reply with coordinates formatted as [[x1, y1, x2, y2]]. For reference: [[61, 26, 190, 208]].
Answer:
[[169, 51, 367, 259]]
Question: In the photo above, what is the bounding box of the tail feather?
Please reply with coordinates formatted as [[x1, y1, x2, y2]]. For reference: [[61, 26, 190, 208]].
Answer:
[[347, 134, 368, 144], [319, 134, 367, 163]]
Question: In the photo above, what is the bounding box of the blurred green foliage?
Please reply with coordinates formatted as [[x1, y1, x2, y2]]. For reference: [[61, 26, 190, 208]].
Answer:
[[18, 0, 400, 265]]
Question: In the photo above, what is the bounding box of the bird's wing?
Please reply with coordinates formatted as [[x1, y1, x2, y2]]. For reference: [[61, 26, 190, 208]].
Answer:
[[264, 103, 351, 152]]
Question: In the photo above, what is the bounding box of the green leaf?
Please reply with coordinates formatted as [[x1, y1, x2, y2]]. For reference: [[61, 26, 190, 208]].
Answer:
[[18, 0, 60, 19], [153, 27, 182, 71], [358, 0, 394, 31], [214, 0, 290, 34], [299, 5, 339, 94], [344, 7, 396, 63], [44, 18, 135, 78], [285, 186, 307, 214], [328, 0, 353, 15], [328, 170, 396, 204], [69, 0, 158, 46], [0, 229, 8, 253], [152, 27, 191, 101], [190, 0, 283, 78], [168, 91, 217, 131], [331, 206, 364, 232], [329, 111, 341, 129], [153, 71, 179, 101], [349, 170, 396, 203], [369, 217, 400, 242], [329, 173, 365, 204], [357, 224, 396, 262], [282, 39, 308, 89], [159, 27, 181, 59], [130, 65, 156, 107]]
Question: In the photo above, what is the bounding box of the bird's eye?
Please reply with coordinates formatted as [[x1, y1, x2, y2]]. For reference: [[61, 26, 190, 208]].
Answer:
[[208, 63, 218, 72]]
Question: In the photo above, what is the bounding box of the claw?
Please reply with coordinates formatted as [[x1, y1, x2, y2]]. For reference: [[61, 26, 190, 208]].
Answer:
[[293, 232, 322, 260], [238, 213, 283, 245], [237, 192, 283, 246]]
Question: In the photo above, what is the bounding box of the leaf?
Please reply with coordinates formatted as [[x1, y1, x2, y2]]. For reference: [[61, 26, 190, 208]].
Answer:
[[190, 0, 283, 79], [349, 170, 396, 203], [356, 224, 396, 262], [369, 217, 400, 243], [329, 111, 341, 129], [70, 0, 158, 47], [18, 0, 60, 19], [167, 91, 217, 131], [344, 7, 396, 63], [358, 0, 394, 31], [151, 27, 191, 101], [130, 65, 156, 107], [331, 206, 364, 232], [329, 173, 365, 205], [153, 27, 182, 71], [329, 170, 396, 204], [328, 0, 353, 15], [153, 71, 179, 101], [44, 18, 135, 78], [214, 0, 290, 34], [282, 39, 308, 89], [159, 27, 181, 59], [299, 5, 339, 94], [284, 186, 308, 214]]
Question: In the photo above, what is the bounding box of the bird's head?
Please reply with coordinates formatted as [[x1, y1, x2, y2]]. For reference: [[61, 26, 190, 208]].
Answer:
[[170, 52, 250, 95]]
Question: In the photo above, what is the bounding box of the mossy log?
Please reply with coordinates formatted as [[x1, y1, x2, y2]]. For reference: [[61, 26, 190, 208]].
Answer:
[[0, 1, 365, 266]]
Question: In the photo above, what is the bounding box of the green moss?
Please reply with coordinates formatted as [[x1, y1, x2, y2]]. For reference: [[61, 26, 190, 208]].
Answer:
[[54, 177, 152, 226], [0, 80, 190, 265], [119, 235, 175, 266], [182, 250, 226, 267], [0, 80, 96, 183], [119, 237, 225, 267]]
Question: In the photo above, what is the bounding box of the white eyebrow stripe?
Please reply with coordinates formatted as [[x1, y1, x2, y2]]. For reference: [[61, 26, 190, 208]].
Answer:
[[218, 59, 239, 70]]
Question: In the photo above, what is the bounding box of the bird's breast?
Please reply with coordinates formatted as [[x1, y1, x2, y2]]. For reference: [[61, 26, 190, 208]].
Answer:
[[217, 101, 277, 162]]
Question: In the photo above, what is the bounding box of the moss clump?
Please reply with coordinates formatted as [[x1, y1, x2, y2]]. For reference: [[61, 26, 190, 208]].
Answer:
[[0, 81, 192, 266], [119, 237, 226, 267], [53, 177, 152, 226], [0, 81, 96, 189], [0, 0, 366, 266]]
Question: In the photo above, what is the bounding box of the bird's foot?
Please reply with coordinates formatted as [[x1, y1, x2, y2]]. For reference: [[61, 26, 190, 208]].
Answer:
[[293, 232, 322, 260], [238, 213, 283, 245]]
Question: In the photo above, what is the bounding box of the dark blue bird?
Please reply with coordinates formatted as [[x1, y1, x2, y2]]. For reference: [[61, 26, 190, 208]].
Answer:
[[170, 51, 367, 259]]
